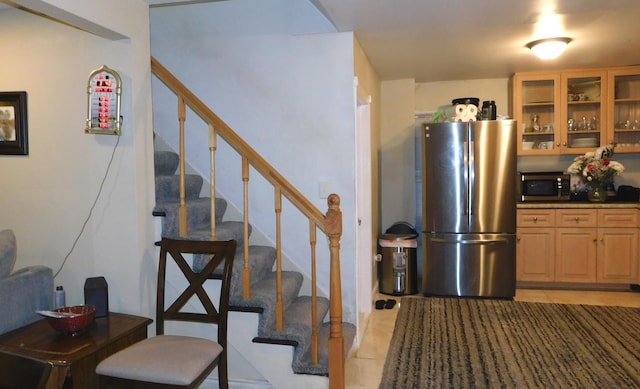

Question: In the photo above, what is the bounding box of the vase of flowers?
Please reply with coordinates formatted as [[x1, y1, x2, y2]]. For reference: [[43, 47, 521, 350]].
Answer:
[[567, 145, 624, 203], [587, 181, 608, 202]]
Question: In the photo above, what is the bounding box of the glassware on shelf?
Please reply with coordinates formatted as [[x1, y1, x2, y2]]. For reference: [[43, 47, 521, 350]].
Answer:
[[531, 114, 541, 132], [568, 118, 575, 131], [578, 116, 588, 130]]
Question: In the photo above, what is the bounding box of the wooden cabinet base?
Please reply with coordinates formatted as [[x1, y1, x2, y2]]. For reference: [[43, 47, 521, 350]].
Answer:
[[517, 281, 637, 291]]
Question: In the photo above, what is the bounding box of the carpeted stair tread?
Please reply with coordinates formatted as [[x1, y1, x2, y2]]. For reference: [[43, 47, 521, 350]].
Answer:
[[155, 174, 204, 202], [292, 321, 357, 376], [229, 271, 303, 336], [257, 295, 330, 342], [154, 150, 179, 176], [154, 197, 227, 231], [161, 221, 248, 244]]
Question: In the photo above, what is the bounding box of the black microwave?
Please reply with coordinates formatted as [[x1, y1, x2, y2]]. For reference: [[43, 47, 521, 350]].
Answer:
[[519, 172, 571, 202]]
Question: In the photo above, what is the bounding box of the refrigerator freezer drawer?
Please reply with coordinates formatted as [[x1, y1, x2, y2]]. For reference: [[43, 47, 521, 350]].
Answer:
[[423, 233, 515, 298]]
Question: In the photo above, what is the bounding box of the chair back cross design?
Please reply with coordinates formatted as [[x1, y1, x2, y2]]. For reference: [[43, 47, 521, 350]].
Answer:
[[157, 238, 235, 334], [96, 238, 236, 389]]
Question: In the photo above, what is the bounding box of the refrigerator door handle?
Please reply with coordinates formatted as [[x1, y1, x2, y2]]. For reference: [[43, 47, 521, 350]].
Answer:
[[463, 140, 469, 216], [431, 237, 510, 245], [468, 129, 475, 217]]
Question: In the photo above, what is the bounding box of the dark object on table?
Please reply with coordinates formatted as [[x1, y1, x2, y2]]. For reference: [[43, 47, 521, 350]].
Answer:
[[571, 191, 589, 202], [45, 305, 96, 334], [84, 276, 109, 318], [617, 185, 640, 202]]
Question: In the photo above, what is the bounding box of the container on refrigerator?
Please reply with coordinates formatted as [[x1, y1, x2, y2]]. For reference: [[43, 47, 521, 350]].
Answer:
[[421, 120, 517, 298]]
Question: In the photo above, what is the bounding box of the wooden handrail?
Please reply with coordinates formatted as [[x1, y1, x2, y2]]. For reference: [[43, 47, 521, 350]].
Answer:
[[151, 57, 345, 388], [151, 57, 327, 230]]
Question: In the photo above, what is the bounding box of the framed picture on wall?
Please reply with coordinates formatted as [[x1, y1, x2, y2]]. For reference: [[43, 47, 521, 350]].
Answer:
[[0, 91, 28, 155]]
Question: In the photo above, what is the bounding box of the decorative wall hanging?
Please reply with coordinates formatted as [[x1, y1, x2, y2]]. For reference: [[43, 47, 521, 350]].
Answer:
[[0, 91, 28, 155], [86, 65, 122, 135]]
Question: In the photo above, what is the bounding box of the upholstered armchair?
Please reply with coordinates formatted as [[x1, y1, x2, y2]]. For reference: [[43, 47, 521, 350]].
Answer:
[[0, 229, 54, 334]]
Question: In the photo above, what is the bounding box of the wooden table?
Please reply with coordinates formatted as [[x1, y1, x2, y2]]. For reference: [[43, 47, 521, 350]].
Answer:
[[0, 313, 152, 389]]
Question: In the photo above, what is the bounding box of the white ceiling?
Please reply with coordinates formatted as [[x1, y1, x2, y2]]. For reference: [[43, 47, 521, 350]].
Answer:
[[311, 0, 640, 82], [8, 1, 640, 83]]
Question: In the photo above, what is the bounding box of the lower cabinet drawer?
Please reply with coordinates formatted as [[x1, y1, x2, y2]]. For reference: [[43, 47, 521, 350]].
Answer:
[[556, 210, 597, 228]]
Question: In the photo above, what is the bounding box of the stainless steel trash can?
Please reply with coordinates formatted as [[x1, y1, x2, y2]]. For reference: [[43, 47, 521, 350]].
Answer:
[[377, 234, 418, 296]]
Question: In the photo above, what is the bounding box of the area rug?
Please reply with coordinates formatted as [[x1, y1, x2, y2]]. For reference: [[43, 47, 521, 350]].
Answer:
[[379, 297, 640, 388]]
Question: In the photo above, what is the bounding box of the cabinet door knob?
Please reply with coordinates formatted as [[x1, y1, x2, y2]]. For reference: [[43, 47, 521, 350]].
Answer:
[[533, 217, 538, 223], [574, 217, 580, 223]]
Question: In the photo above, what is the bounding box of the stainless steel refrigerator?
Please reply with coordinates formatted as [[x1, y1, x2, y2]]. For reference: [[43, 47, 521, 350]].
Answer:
[[421, 120, 517, 298]]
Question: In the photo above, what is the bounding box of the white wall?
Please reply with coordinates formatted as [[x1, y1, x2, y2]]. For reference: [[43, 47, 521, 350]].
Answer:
[[0, 2, 155, 315], [149, 0, 359, 322]]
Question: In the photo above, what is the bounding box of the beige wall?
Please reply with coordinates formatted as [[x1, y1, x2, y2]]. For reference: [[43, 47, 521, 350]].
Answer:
[[0, 2, 155, 316], [415, 78, 510, 118], [354, 37, 381, 316], [380, 79, 416, 231]]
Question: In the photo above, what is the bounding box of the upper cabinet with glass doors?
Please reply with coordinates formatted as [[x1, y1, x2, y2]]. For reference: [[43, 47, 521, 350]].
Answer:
[[512, 66, 640, 155], [511, 73, 561, 155], [608, 67, 640, 152], [561, 70, 606, 153]]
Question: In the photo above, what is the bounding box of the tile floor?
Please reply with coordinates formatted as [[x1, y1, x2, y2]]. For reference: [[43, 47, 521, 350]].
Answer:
[[344, 289, 640, 388]]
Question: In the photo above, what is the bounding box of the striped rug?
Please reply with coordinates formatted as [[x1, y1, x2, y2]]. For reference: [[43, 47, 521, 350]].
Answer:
[[379, 297, 640, 388]]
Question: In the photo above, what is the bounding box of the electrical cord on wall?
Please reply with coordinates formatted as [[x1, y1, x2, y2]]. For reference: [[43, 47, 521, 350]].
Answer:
[[53, 135, 121, 279]]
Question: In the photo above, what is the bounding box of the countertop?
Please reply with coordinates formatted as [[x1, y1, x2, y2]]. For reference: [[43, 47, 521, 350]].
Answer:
[[517, 202, 640, 209]]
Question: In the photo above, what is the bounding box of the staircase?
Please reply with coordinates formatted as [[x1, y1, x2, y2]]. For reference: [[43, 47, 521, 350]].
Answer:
[[151, 56, 356, 387]]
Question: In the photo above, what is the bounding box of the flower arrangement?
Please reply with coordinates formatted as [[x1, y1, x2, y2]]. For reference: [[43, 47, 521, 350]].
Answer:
[[567, 145, 624, 185]]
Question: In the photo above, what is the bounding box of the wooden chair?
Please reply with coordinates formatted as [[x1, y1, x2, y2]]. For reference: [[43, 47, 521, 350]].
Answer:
[[96, 238, 237, 389], [0, 350, 53, 389]]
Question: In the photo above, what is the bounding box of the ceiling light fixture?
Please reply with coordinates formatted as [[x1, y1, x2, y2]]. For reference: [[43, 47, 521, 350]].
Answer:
[[526, 37, 572, 60]]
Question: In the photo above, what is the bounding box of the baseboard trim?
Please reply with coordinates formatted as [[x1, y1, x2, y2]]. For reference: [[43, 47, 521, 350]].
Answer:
[[201, 377, 274, 389]]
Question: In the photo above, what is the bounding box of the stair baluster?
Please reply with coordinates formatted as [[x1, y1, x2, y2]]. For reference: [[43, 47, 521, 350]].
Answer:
[[208, 124, 217, 240], [242, 157, 251, 299], [309, 221, 318, 365], [274, 187, 284, 332], [178, 97, 188, 237]]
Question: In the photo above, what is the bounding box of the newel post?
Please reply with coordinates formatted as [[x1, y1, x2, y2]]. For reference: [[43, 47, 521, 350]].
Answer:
[[325, 194, 345, 389]]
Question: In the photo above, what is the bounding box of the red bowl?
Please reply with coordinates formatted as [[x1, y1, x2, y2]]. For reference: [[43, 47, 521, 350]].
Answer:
[[46, 305, 96, 334]]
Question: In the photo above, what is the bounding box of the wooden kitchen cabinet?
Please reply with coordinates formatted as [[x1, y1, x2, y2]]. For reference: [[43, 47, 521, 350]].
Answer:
[[516, 209, 556, 281], [607, 67, 640, 152], [555, 227, 598, 282], [561, 70, 607, 153], [596, 209, 639, 283], [516, 208, 639, 286], [512, 66, 640, 155], [511, 73, 561, 155], [597, 228, 638, 283], [555, 209, 598, 283], [516, 227, 555, 281]]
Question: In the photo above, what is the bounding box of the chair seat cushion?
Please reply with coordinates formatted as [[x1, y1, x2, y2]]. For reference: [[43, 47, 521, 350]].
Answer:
[[96, 335, 222, 385]]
